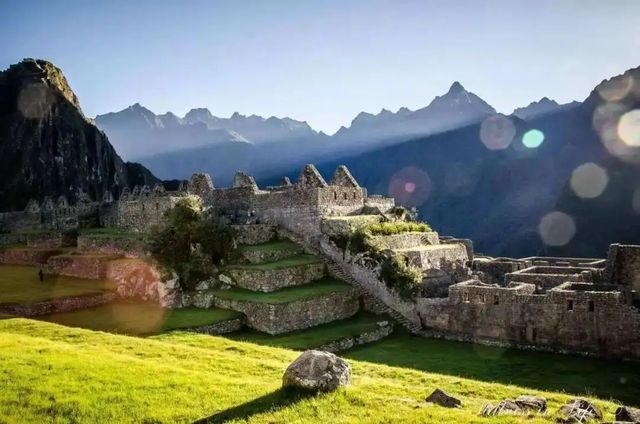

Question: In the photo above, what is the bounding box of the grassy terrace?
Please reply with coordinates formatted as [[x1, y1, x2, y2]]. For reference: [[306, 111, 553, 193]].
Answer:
[[0, 265, 115, 304], [228, 313, 385, 350], [39, 302, 242, 336], [212, 277, 352, 304], [225, 254, 322, 271], [237, 239, 300, 253], [0, 319, 638, 422]]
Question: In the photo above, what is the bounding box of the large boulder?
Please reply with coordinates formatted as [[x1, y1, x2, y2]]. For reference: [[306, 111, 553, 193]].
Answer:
[[425, 388, 461, 408], [616, 405, 640, 422], [282, 350, 351, 392]]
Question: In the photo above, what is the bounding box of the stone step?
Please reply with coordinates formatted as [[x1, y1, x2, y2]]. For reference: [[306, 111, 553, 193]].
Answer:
[[237, 239, 303, 264], [231, 224, 277, 245], [222, 254, 325, 292], [211, 277, 359, 334]]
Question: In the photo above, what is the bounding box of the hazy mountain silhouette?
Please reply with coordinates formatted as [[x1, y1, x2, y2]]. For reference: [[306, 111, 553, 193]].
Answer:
[[512, 97, 580, 120]]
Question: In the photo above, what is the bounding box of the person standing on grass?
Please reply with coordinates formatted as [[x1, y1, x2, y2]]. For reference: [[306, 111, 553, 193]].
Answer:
[[38, 268, 44, 282]]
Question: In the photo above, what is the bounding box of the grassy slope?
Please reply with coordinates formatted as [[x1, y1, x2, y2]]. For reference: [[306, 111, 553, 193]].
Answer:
[[0, 265, 115, 303], [212, 277, 352, 304], [38, 302, 242, 336], [0, 318, 623, 423], [226, 254, 321, 271]]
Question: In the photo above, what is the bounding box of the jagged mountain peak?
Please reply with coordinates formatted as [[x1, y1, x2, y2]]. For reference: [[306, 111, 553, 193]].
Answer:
[[448, 81, 465, 93]]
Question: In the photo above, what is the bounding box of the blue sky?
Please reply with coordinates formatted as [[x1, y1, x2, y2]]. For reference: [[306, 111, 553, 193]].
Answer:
[[1, 0, 638, 133]]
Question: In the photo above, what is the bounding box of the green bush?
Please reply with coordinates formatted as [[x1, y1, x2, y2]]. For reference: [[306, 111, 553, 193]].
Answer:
[[366, 221, 431, 236], [147, 196, 236, 290]]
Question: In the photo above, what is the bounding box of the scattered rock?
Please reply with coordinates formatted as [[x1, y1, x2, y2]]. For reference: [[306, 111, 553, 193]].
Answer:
[[282, 350, 351, 392], [218, 274, 233, 285], [558, 398, 603, 423], [515, 395, 547, 413], [425, 388, 461, 408], [480, 400, 523, 416], [616, 405, 640, 422], [195, 279, 212, 291]]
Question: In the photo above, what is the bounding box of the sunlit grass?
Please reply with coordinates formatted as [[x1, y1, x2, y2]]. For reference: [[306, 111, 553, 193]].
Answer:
[[0, 318, 622, 423]]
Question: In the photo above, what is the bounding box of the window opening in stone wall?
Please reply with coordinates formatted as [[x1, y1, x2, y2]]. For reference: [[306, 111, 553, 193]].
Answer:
[[532, 328, 537, 341], [493, 295, 499, 305], [142, 204, 145, 212], [353, 191, 357, 199], [333, 191, 337, 200], [463, 292, 469, 302], [155, 202, 159, 210], [567, 299, 573, 311], [588, 300, 594, 312], [343, 192, 348, 200]]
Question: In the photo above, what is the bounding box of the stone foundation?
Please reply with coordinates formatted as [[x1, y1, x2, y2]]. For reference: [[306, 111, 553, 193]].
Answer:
[[239, 243, 303, 264], [231, 224, 277, 245], [0, 292, 116, 317], [77, 235, 146, 257], [0, 248, 63, 265], [315, 321, 394, 353], [186, 317, 244, 335], [46, 253, 121, 279], [213, 289, 360, 334]]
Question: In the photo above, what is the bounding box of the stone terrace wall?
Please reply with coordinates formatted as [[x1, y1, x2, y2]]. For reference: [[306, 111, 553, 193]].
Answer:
[[316, 321, 394, 353], [225, 262, 326, 292], [416, 282, 640, 360], [0, 292, 116, 317], [46, 253, 121, 279], [371, 232, 440, 250], [231, 224, 276, 245], [106, 259, 182, 308], [77, 235, 146, 257], [186, 317, 244, 335], [0, 248, 63, 265], [213, 289, 359, 334]]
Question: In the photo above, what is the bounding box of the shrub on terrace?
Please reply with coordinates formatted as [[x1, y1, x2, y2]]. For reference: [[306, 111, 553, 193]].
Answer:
[[367, 221, 431, 236], [147, 196, 236, 290]]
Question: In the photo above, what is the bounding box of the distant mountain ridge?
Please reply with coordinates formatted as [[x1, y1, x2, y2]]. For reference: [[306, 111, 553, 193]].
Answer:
[[512, 97, 580, 120]]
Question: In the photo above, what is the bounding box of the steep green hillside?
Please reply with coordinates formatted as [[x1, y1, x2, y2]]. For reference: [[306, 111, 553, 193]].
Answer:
[[0, 319, 628, 423]]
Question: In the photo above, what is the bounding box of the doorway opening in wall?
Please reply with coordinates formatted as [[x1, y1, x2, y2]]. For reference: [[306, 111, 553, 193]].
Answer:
[[567, 299, 574, 311], [588, 300, 595, 312]]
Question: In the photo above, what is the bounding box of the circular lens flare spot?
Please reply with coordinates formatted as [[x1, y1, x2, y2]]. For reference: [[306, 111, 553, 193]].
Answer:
[[538, 211, 576, 247], [570, 163, 609, 199], [617, 109, 640, 147], [388, 167, 432, 207], [522, 129, 545, 148], [480, 115, 516, 150], [597, 74, 634, 102]]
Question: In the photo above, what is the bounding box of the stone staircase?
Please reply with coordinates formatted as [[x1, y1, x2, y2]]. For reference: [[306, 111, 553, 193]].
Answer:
[[277, 226, 425, 335]]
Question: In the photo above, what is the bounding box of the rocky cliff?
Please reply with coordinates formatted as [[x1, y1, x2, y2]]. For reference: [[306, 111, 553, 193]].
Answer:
[[0, 59, 158, 211]]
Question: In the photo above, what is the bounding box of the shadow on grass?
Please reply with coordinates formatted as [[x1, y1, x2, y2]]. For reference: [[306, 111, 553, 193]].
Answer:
[[194, 388, 314, 423]]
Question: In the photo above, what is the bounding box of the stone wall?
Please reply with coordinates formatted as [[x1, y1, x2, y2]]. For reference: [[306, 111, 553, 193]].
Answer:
[[506, 266, 595, 291], [0, 292, 115, 317], [113, 196, 180, 232], [0, 248, 63, 265], [185, 317, 244, 335], [212, 289, 360, 334], [473, 257, 531, 285], [225, 262, 326, 292], [416, 280, 640, 360], [608, 244, 640, 296], [0, 233, 27, 246], [46, 253, 121, 279], [106, 259, 182, 308], [320, 215, 382, 237], [231, 224, 277, 245], [371, 232, 439, 250], [315, 321, 394, 353], [77, 235, 146, 257]]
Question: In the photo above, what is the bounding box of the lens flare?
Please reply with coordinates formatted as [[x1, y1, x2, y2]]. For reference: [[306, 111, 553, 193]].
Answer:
[[480, 115, 516, 150], [538, 211, 576, 247], [570, 163, 608, 199], [388, 166, 432, 207], [597, 74, 634, 102], [617, 109, 640, 147], [522, 129, 545, 148]]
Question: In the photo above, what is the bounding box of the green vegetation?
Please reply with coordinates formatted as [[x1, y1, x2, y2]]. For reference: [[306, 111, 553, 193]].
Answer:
[[148, 196, 236, 290], [39, 302, 241, 335], [226, 254, 322, 271], [228, 313, 385, 350], [345, 330, 640, 406], [367, 221, 431, 235], [330, 222, 426, 299], [237, 239, 300, 253], [212, 277, 352, 304], [0, 319, 630, 423], [0, 265, 115, 304]]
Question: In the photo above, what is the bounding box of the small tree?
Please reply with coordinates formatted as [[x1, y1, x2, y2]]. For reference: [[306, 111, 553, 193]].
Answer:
[[147, 196, 235, 290]]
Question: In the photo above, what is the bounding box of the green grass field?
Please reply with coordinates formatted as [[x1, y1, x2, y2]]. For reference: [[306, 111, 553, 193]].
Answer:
[[226, 254, 322, 271], [228, 313, 384, 349], [0, 265, 115, 304], [38, 302, 242, 335], [212, 277, 353, 304], [237, 239, 300, 253], [0, 318, 630, 423]]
